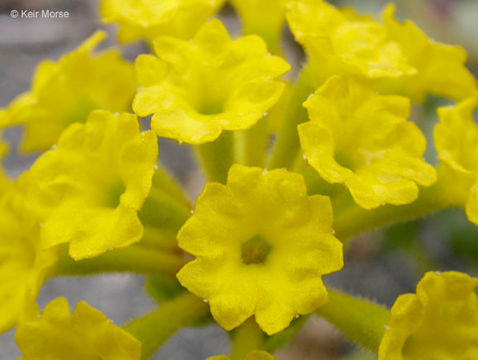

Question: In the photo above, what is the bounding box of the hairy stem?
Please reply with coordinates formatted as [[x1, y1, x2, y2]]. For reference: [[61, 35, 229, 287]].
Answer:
[[333, 166, 466, 242], [124, 293, 209, 359], [230, 318, 265, 360], [139, 186, 191, 231], [48, 245, 185, 278], [317, 289, 390, 353], [195, 131, 235, 183], [268, 65, 316, 169], [235, 116, 271, 168]]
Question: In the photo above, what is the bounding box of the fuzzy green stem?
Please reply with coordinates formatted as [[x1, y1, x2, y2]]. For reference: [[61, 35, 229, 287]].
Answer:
[[124, 293, 209, 359], [236, 116, 271, 167], [48, 246, 185, 278], [140, 226, 179, 251], [139, 186, 191, 231], [151, 166, 191, 208], [195, 131, 235, 183], [317, 289, 390, 353], [268, 65, 316, 169], [230, 318, 265, 360]]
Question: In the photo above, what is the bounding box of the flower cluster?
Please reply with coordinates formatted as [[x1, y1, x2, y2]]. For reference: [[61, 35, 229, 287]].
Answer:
[[1, 0, 478, 359]]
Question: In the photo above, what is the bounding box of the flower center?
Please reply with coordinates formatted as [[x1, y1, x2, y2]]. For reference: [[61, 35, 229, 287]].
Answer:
[[104, 180, 126, 208], [335, 150, 355, 170], [197, 100, 224, 115], [241, 234, 271, 265]]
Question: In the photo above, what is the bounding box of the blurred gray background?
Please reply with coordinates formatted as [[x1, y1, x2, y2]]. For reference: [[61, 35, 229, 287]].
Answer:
[[1, 0, 478, 359]]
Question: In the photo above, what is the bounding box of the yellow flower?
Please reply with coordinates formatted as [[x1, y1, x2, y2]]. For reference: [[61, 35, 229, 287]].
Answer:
[[0, 198, 58, 334], [208, 350, 275, 360], [177, 164, 343, 335], [100, 0, 225, 43], [133, 19, 290, 144], [298, 76, 436, 209], [15, 297, 141, 360], [21, 110, 158, 260], [377, 5, 477, 102], [378, 271, 478, 360], [3, 31, 135, 152], [434, 96, 478, 226], [287, 1, 476, 101], [286, 0, 416, 81]]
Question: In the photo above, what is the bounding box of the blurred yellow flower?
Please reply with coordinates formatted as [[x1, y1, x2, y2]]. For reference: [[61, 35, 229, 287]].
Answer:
[[2, 31, 135, 152], [0, 199, 58, 334], [286, 0, 416, 81], [133, 19, 290, 144], [100, 0, 225, 43], [177, 164, 343, 335], [15, 297, 141, 360], [208, 350, 275, 360], [23, 110, 158, 260], [378, 5, 477, 102], [299, 76, 436, 209], [379, 271, 478, 360], [435, 97, 478, 226]]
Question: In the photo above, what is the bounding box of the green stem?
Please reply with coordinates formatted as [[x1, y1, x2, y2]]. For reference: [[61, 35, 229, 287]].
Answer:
[[48, 245, 185, 278], [268, 65, 316, 169], [124, 293, 209, 359], [333, 172, 460, 242], [293, 156, 345, 198], [230, 318, 265, 360], [139, 186, 191, 231], [140, 226, 179, 251], [151, 166, 191, 208], [236, 116, 271, 167], [317, 289, 390, 353], [195, 131, 235, 183]]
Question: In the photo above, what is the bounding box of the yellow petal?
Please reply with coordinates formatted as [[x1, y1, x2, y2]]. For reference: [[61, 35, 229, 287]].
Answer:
[[100, 0, 225, 43], [15, 297, 141, 360]]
